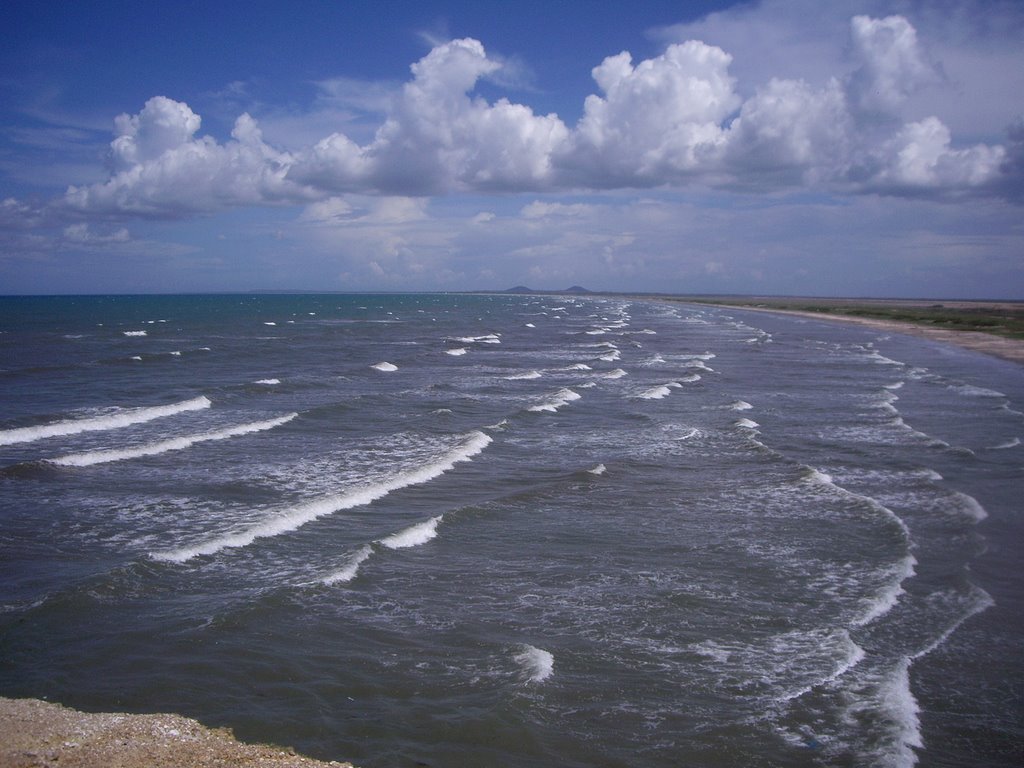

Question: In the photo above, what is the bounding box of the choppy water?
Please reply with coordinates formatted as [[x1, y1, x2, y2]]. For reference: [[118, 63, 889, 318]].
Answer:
[[0, 293, 1021, 767]]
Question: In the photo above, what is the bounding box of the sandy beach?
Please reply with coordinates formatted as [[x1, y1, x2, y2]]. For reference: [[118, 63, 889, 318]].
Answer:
[[0, 697, 353, 768], [652, 297, 1024, 365], [726, 306, 1024, 365]]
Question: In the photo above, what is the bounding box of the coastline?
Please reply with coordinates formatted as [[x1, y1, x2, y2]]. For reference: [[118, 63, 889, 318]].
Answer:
[[653, 298, 1024, 365], [0, 697, 353, 768]]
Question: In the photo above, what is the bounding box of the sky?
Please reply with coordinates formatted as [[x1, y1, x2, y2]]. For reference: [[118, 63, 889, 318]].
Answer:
[[2, 0, 1022, 298]]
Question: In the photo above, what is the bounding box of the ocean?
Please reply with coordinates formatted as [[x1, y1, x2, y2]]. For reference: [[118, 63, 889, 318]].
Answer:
[[0, 293, 1020, 767]]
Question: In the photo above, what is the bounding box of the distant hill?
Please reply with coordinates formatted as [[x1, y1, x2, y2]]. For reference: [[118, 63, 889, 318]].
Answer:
[[502, 286, 591, 295]]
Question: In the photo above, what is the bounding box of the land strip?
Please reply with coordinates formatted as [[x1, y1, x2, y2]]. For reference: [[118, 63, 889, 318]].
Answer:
[[651, 296, 1024, 365]]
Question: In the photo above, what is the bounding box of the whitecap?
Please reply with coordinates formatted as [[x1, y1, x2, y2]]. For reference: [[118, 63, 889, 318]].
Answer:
[[637, 385, 672, 400], [371, 362, 398, 372], [446, 348, 467, 356], [453, 334, 501, 344], [950, 384, 1006, 398], [602, 369, 628, 379], [123, 330, 147, 337], [730, 401, 753, 411], [777, 630, 866, 702], [380, 515, 443, 549], [505, 370, 542, 380], [734, 418, 760, 429], [151, 431, 491, 562], [322, 546, 374, 585], [254, 378, 280, 385], [947, 491, 988, 521], [0, 396, 212, 447], [988, 437, 1020, 450], [528, 388, 581, 413], [514, 645, 554, 683], [587, 464, 607, 475], [48, 413, 297, 467], [853, 554, 918, 627], [263, 322, 277, 326]]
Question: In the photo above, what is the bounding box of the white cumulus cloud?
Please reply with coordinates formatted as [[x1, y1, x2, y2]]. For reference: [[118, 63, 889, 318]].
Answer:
[[51, 16, 1023, 218], [560, 41, 739, 185]]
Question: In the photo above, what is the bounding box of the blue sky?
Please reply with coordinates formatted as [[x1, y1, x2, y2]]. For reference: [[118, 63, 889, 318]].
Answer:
[[2, 0, 1022, 297]]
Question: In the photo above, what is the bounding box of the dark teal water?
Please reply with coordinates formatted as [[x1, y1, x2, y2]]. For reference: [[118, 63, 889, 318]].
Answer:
[[0, 294, 1020, 767]]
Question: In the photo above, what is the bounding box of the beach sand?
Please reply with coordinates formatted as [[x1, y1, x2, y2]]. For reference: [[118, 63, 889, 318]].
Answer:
[[0, 697, 354, 768], [724, 305, 1024, 364]]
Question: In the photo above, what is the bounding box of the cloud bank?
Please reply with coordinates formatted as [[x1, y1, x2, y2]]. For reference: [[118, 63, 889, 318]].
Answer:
[[51, 13, 1020, 219]]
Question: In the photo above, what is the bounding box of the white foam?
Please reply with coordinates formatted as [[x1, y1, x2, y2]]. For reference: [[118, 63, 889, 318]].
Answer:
[[49, 413, 296, 467], [853, 554, 918, 627], [380, 515, 443, 549], [453, 334, 501, 344], [152, 431, 491, 562], [254, 378, 280, 385], [803, 468, 834, 485], [371, 361, 398, 372], [989, 437, 1020, 450], [322, 546, 375, 585], [734, 418, 760, 429], [514, 645, 554, 683], [565, 364, 592, 371], [0, 396, 212, 446], [679, 373, 701, 383], [588, 464, 607, 475], [778, 630, 866, 702], [123, 330, 147, 337], [730, 401, 753, 411], [874, 658, 923, 768], [950, 384, 1005, 398], [505, 370, 542, 380], [528, 388, 581, 413], [525, 323, 536, 328], [884, 381, 905, 390], [949, 491, 988, 521], [637, 385, 672, 400], [263, 321, 276, 326], [602, 369, 628, 379], [130, 356, 142, 361], [446, 348, 467, 356], [599, 350, 621, 362], [868, 350, 904, 366]]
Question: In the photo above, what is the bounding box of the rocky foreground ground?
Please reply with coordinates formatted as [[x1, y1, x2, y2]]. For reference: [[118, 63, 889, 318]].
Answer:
[[0, 698, 354, 768]]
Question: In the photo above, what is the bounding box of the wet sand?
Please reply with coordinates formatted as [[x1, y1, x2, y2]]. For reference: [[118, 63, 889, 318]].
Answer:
[[0, 697, 354, 768]]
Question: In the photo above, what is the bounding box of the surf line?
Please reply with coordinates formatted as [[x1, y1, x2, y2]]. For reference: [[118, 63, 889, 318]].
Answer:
[[151, 430, 492, 563], [47, 413, 297, 467], [321, 515, 445, 585], [0, 396, 211, 447]]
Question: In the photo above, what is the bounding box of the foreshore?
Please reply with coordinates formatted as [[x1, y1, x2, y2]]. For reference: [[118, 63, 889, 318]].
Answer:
[[654, 297, 1024, 365], [0, 697, 353, 768]]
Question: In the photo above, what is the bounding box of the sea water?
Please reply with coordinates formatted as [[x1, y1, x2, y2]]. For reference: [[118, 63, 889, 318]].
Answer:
[[0, 293, 1021, 767]]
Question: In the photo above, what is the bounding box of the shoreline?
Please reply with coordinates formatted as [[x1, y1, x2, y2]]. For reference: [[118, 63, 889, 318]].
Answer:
[[0, 697, 353, 768], [651, 298, 1024, 365]]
